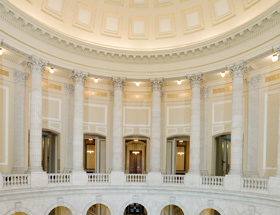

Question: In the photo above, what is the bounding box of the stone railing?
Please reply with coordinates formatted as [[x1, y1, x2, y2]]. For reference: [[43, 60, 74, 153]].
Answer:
[[2, 174, 30, 189], [162, 175, 185, 185], [125, 174, 147, 184], [88, 173, 110, 184], [242, 178, 269, 191], [48, 173, 71, 184], [201, 176, 224, 188]]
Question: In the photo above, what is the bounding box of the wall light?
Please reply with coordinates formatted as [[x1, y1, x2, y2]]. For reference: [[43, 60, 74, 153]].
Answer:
[[94, 78, 99, 83], [136, 82, 140, 87], [49, 67, 54, 74], [177, 80, 182, 85], [272, 53, 279, 62], [0, 47, 3, 56], [221, 71, 226, 78]]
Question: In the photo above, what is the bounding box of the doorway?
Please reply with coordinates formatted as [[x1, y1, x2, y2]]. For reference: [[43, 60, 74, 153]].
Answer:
[[124, 203, 147, 215], [129, 150, 142, 173], [83, 134, 106, 173], [215, 134, 231, 176], [42, 130, 59, 173]]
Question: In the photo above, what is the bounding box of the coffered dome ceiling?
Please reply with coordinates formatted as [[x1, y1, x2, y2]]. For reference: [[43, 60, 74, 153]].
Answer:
[[6, 0, 279, 51]]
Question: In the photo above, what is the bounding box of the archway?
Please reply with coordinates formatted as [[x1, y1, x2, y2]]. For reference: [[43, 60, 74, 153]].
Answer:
[[48, 206, 71, 215], [84, 134, 106, 173], [160, 205, 184, 215], [200, 209, 221, 215], [124, 136, 149, 174], [124, 203, 147, 215], [86, 204, 110, 215], [213, 134, 231, 176], [166, 136, 190, 174]]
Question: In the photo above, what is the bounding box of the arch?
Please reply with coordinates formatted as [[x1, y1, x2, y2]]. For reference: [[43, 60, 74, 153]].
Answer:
[[120, 200, 151, 215], [157, 201, 189, 215], [82, 200, 113, 215], [42, 128, 60, 136], [4, 208, 33, 215], [84, 133, 106, 138], [123, 135, 150, 139], [44, 202, 76, 215], [195, 206, 225, 215], [166, 134, 190, 139]]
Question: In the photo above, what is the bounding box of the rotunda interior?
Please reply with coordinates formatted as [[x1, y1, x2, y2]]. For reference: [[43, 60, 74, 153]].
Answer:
[[0, 0, 280, 215]]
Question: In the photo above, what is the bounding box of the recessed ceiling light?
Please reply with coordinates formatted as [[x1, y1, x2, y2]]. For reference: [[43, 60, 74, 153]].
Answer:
[[177, 80, 182, 85], [0, 47, 3, 56], [221, 71, 226, 78], [136, 82, 140, 86], [272, 53, 279, 62], [49, 67, 54, 74], [94, 78, 99, 83]]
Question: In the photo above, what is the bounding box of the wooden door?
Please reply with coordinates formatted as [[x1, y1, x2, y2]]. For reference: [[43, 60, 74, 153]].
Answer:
[[129, 151, 142, 174]]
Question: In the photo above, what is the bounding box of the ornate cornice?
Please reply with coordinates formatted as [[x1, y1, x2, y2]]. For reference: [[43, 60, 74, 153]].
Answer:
[[112, 77, 126, 90], [150, 78, 163, 91], [27, 55, 48, 74], [72, 70, 88, 85], [228, 61, 249, 80], [0, 1, 280, 63], [247, 75, 261, 90], [14, 70, 28, 82], [187, 73, 204, 88]]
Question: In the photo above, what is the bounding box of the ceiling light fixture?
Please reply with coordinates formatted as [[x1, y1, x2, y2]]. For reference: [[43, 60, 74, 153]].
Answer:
[[221, 71, 226, 78], [0, 47, 3, 56], [134, 139, 138, 142], [179, 140, 183, 143], [87, 150, 94, 154], [94, 78, 99, 83], [49, 67, 54, 74], [272, 53, 279, 62], [136, 82, 140, 86], [88, 139, 93, 141], [177, 80, 182, 85], [132, 151, 140, 155]]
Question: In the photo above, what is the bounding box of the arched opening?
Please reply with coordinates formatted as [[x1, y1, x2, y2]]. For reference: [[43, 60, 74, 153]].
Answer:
[[86, 204, 110, 215], [166, 136, 190, 174], [12, 213, 27, 215], [84, 134, 106, 173], [214, 134, 231, 176], [124, 203, 147, 215], [48, 206, 72, 215], [160, 205, 184, 215], [124, 136, 149, 174], [200, 209, 221, 215]]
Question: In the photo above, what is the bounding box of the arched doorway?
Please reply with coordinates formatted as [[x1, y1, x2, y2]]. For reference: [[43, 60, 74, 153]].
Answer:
[[84, 134, 106, 173], [49, 206, 72, 215], [161, 205, 184, 215], [214, 134, 231, 176], [124, 137, 149, 174], [86, 204, 110, 215], [200, 209, 221, 215], [166, 136, 190, 174], [124, 203, 147, 215]]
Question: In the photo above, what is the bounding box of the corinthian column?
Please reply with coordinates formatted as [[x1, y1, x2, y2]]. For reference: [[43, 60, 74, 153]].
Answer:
[[150, 78, 163, 173], [27, 55, 47, 172], [12, 71, 28, 173], [246, 75, 261, 177], [188, 74, 203, 174], [228, 61, 248, 175], [201, 87, 209, 175], [72, 70, 88, 172], [276, 91, 280, 177], [111, 77, 125, 172]]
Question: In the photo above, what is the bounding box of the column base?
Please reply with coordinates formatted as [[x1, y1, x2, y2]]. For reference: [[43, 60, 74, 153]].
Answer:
[[27, 166, 44, 173], [185, 173, 200, 188], [63, 168, 72, 173], [200, 170, 209, 176], [148, 172, 161, 186], [224, 174, 241, 191], [269, 177, 280, 196], [244, 170, 259, 178], [0, 172, 2, 190], [12, 167, 27, 174], [111, 171, 125, 186], [30, 172, 48, 188], [72, 171, 87, 185]]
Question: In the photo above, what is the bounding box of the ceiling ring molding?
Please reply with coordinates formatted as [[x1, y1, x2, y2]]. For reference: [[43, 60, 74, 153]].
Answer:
[[0, 1, 280, 63]]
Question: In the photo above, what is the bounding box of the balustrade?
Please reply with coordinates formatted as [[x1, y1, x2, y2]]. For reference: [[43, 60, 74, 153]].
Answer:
[[48, 174, 71, 184], [162, 175, 185, 185], [125, 174, 147, 184], [201, 176, 224, 187], [88, 173, 110, 184], [2, 174, 30, 188], [242, 178, 268, 191]]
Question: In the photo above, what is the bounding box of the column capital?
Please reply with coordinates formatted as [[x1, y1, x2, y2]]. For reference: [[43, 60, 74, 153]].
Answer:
[[112, 77, 126, 90], [14, 70, 28, 82], [150, 78, 163, 91], [187, 73, 204, 88], [201, 86, 209, 99], [247, 75, 261, 90], [228, 61, 248, 80], [72, 70, 88, 85], [27, 55, 48, 74], [65, 83, 75, 95]]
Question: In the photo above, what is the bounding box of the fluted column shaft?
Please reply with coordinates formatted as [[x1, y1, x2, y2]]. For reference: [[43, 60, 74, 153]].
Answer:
[[276, 91, 280, 177], [228, 62, 248, 175], [27, 56, 47, 172], [12, 71, 28, 173], [112, 77, 125, 172], [246, 75, 260, 177], [72, 71, 88, 172], [150, 79, 163, 173], [188, 74, 203, 174], [201, 87, 209, 175]]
